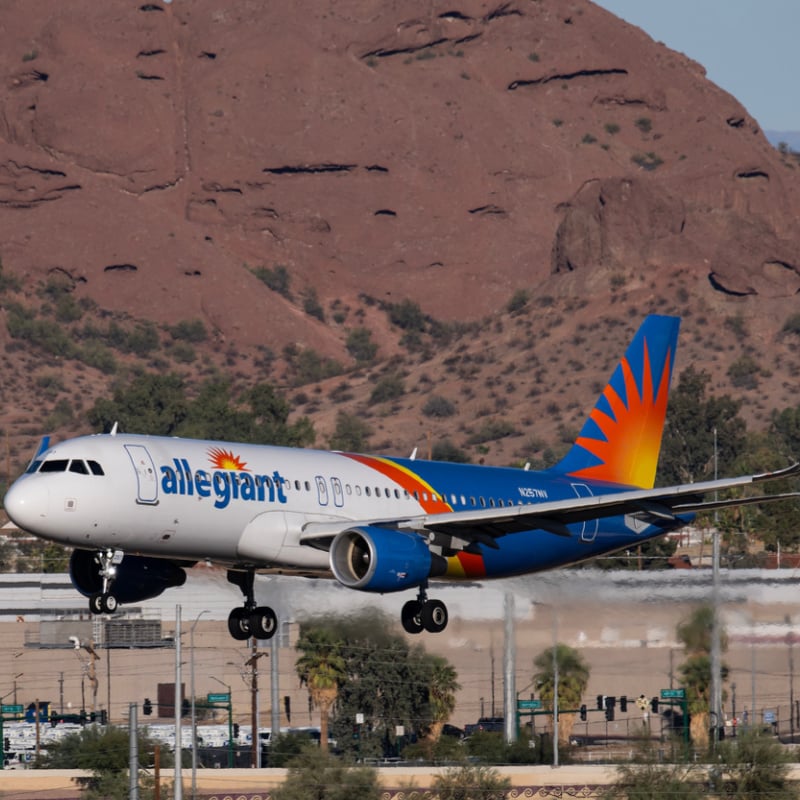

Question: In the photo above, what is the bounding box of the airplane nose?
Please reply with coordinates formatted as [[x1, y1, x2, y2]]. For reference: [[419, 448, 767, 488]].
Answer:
[[4, 479, 49, 532]]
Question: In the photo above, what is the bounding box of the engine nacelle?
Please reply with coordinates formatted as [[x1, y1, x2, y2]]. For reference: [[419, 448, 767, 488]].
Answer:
[[329, 526, 446, 593], [69, 549, 187, 604]]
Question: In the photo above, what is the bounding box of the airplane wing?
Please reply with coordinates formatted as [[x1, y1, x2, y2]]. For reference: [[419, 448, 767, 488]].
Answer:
[[299, 462, 800, 550]]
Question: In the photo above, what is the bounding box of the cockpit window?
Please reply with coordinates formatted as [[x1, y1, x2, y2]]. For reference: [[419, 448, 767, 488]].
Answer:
[[30, 458, 105, 475], [39, 459, 69, 473]]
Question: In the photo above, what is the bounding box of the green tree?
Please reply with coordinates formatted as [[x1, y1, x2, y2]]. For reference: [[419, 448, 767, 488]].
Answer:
[[432, 764, 511, 800], [658, 366, 746, 485], [295, 626, 347, 754], [716, 728, 798, 799], [602, 740, 703, 800], [88, 372, 189, 435], [346, 327, 378, 364], [423, 656, 460, 746], [328, 411, 372, 452], [533, 643, 590, 746], [675, 605, 728, 748], [35, 725, 168, 799], [273, 746, 380, 800], [315, 610, 449, 759]]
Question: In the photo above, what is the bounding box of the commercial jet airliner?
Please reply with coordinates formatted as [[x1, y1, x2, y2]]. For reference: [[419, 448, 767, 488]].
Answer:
[[4, 315, 798, 640]]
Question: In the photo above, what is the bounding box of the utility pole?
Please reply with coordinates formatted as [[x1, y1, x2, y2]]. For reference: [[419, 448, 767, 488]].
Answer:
[[129, 702, 139, 800], [503, 593, 516, 744], [710, 427, 722, 747], [175, 605, 183, 800], [246, 641, 267, 768]]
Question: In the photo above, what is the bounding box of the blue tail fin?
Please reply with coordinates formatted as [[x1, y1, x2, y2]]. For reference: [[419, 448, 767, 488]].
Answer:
[[552, 315, 680, 488]]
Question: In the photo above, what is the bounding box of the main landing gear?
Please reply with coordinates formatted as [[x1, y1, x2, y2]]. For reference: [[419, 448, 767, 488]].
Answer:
[[88, 549, 120, 615], [401, 584, 448, 634], [227, 569, 277, 641]]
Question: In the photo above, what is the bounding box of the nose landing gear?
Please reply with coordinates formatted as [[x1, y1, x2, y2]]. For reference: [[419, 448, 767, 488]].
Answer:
[[227, 569, 278, 641], [88, 549, 122, 615], [401, 584, 448, 634]]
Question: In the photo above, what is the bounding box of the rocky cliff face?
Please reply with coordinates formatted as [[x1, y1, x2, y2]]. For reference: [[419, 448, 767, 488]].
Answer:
[[1, 0, 799, 467]]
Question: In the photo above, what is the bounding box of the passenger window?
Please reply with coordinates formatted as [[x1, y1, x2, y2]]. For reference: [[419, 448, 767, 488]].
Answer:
[[69, 460, 89, 475], [480, 497, 486, 508], [356, 486, 362, 496], [384, 488, 391, 498], [365, 487, 371, 497], [294, 480, 301, 491], [40, 459, 69, 473]]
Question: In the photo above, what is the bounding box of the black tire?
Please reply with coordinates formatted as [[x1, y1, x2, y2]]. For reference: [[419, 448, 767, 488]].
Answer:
[[421, 599, 448, 633], [101, 593, 118, 614], [401, 600, 424, 634], [249, 606, 277, 639], [89, 593, 104, 615], [227, 607, 251, 640]]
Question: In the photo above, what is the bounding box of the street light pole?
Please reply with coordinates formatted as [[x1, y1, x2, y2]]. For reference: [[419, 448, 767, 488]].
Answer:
[[190, 610, 210, 800], [211, 675, 233, 768], [175, 605, 183, 800]]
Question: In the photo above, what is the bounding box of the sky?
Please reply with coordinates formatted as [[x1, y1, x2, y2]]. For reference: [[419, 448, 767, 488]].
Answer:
[[593, 0, 800, 132]]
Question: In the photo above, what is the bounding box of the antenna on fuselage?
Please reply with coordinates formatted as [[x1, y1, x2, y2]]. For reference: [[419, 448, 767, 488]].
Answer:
[[109, 422, 118, 436], [524, 462, 530, 471], [410, 447, 417, 460]]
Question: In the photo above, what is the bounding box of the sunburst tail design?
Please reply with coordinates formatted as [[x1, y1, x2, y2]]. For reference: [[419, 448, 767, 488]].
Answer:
[[552, 315, 680, 489]]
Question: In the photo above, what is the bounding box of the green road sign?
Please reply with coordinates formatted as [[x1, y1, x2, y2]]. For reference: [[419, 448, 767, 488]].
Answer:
[[518, 699, 542, 710], [1, 705, 23, 714], [207, 693, 231, 703], [660, 688, 686, 700]]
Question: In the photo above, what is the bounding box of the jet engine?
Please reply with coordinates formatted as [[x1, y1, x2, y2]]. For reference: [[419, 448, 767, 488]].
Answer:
[[329, 526, 446, 593], [69, 549, 187, 604]]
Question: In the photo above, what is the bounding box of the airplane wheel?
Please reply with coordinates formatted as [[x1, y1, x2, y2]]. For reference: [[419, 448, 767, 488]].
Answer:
[[101, 593, 118, 614], [227, 607, 251, 641], [401, 600, 424, 634], [250, 606, 277, 639], [89, 593, 104, 615], [421, 599, 448, 633]]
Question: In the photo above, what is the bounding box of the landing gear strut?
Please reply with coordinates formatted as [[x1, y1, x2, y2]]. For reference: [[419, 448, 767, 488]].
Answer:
[[227, 569, 277, 641], [88, 549, 120, 615], [401, 584, 448, 634]]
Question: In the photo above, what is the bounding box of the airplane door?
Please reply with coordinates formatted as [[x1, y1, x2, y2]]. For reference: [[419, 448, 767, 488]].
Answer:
[[315, 476, 329, 506], [125, 445, 159, 505], [331, 477, 344, 508], [571, 483, 598, 542]]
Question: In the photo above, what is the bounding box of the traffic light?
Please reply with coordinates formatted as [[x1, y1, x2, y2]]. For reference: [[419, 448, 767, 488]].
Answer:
[[605, 696, 616, 721], [143, 698, 153, 716], [619, 695, 627, 713], [650, 696, 659, 714], [3, 737, 9, 752], [284, 695, 291, 722], [579, 704, 587, 721], [233, 722, 240, 738], [181, 698, 190, 717], [596, 694, 604, 710], [100, 710, 107, 725]]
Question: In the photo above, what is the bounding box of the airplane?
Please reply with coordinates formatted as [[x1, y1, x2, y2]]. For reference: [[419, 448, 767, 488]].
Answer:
[[3, 315, 799, 641]]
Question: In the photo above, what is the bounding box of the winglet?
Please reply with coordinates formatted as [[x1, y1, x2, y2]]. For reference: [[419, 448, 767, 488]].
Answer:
[[552, 315, 681, 489]]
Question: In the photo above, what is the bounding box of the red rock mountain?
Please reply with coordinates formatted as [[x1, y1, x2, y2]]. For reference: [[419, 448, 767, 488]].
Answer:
[[1, 0, 799, 471]]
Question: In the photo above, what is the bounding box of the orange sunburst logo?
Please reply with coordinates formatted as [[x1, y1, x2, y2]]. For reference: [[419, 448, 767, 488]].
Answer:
[[208, 448, 249, 471], [570, 339, 672, 489]]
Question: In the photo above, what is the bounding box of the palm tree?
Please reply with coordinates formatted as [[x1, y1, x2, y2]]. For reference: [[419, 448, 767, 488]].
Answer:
[[675, 605, 729, 748], [534, 643, 590, 745], [425, 656, 460, 745], [295, 625, 347, 754]]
